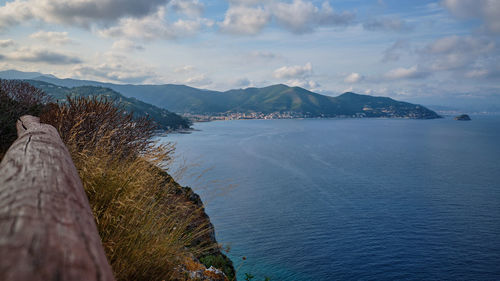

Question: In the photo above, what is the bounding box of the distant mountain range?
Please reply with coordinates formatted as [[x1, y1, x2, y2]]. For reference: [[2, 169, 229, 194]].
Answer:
[[1, 70, 441, 119], [25, 80, 191, 130]]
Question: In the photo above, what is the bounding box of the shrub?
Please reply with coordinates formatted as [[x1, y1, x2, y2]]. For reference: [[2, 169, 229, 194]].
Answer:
[[41, 96, 157, 159], [0, 79, 50, 158], [41, 97, 215, 280], [200, 254, 235, 280]]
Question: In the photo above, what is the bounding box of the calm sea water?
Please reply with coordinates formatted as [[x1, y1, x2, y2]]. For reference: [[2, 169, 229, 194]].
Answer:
[[164, 117, 500, 281]]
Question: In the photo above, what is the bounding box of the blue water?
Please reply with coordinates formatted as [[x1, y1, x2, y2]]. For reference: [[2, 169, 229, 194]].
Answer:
[[164, 117, 500, 281]]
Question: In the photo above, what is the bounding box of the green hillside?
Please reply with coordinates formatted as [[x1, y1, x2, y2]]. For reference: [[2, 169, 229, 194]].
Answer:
[[26, 80, 192, 130], [26, 75, 441, 119]]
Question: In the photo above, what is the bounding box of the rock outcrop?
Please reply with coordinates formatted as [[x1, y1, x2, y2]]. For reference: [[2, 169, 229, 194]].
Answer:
[[454, 114, 471, 121]]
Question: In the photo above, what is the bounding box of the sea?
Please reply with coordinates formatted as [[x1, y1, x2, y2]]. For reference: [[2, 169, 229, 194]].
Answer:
[[163, 116, 500, 281]]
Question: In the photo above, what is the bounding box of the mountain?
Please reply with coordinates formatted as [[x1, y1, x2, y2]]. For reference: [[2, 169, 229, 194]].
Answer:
[[2, 70, 441, 119], [0, 70, 57, 80], [26, 80, 191, 130]]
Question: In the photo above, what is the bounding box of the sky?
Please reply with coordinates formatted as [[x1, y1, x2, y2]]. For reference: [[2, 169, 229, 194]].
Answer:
[[0, 0, 499, 105]]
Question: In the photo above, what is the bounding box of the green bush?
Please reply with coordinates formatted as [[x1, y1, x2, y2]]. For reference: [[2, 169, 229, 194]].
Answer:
[[200, 254, 235, 280]]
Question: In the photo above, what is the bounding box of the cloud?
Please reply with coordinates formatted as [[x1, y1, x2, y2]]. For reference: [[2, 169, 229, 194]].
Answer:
[[184, 73, 212, 87], [465, 69, 489, 78], [382, 39, 410, 62], [218, 0, 354, 35], [0, 1, 34, 31], [363, 17, 413, 32], [384, 65, 428, 80], [219, 5, 271, 35], [30, 31, 72, 45], [99, 7, 212, 40], [111, 39, 145, 51], [273, 62, 312, 79], [249, 50, 277, 60], [421, 35, 495, 71], [228, 0, 264, 5], [6, 47, 82, 64], [442, 0, 500, 34], [74, 65, 154, 83], [273, 0, 354, 34], [0, 0, 170, 30], [344, 72, 363, 83], [174, 65, 195, 73], [71, 54, 158, 83], [286, 79, 319, 90], [464, 66, 500, 80], [169, 0, 204, 17], [234, 77, 252, 87], [0, 0, 215, 40], [0, 39, 15, 48]]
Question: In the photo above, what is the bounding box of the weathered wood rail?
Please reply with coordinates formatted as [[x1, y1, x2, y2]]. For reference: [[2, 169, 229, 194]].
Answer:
[[0, 115, 115, 281]]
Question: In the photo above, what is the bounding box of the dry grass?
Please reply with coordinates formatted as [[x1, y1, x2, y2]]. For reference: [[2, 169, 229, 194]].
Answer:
[[41, 97, 216, 280], [0, 79, 50, 157]]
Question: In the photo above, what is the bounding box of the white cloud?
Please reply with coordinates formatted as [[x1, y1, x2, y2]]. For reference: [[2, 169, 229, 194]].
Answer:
[[174, 65, 195, 73], [219, 0, 354, 35], [184, 73, 212, 87], [274, 62, 312, 79], [273, 0, 354, 34], [442, 0, 500, 34], [0, 39, 15, 48], [0, 1, 34, 31], [99, 7, 212, 40], [286, 79, 319, 90], [219, 5, 271, 35], [421, 35, 496, 71], [169, 0, 204, 17], [344, 72, 363, 83], [384, 65, 428, 80], [30, 31, 72, 45], [342, 86, 353, 93], [71, 53, 158, 83], [111, 39, 145, 51]]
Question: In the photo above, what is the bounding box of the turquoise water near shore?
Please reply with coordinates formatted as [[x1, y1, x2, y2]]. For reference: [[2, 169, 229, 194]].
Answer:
[[165, 117, 500, 281]]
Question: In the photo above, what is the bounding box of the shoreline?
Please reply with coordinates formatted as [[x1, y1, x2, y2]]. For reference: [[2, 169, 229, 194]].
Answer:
[[185, 115, 444, 124]]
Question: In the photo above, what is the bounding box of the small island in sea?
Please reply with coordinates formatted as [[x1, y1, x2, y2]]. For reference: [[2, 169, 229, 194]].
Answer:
[[455, 114, 471, 121]]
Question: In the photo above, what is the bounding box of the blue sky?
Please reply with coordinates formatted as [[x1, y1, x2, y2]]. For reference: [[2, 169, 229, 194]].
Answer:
[[0, 0, 499, 105]]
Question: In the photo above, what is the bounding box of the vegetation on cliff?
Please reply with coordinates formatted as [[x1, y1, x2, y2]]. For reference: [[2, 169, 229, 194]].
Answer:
[[0, 80, 233, 280]]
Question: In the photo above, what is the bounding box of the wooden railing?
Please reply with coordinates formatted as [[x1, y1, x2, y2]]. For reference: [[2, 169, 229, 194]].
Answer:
[[0, 115, 115, 281]]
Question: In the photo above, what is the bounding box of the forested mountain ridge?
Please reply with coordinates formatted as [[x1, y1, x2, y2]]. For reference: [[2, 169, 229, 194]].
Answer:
[[26, 80, 192, 130], [0, 71, 441, 119]]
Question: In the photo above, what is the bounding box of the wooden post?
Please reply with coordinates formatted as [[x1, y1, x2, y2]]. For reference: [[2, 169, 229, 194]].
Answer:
[[0, 115, 115, 281]]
